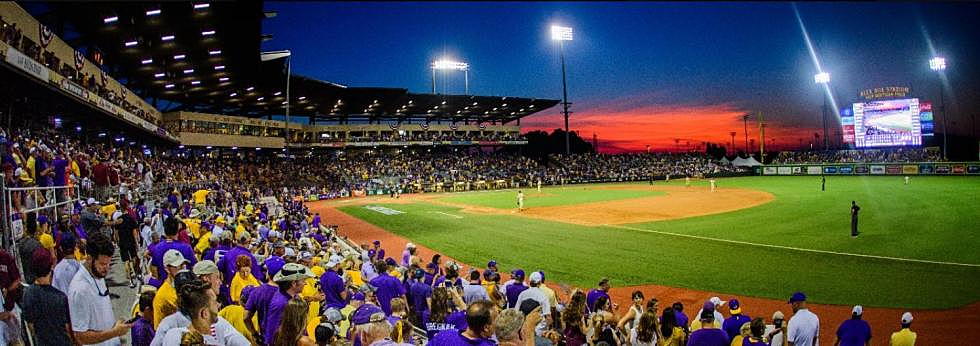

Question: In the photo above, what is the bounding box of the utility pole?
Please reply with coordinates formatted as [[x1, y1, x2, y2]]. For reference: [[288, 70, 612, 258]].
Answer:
[[759, 112, 766, 163], [729, 131, 736, 155], [743, 114, 750, 154]]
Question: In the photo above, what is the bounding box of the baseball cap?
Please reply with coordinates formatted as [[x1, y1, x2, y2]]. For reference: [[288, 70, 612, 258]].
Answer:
[[488, 260, 497, 267], [412, 268, 426, 279], [86, 197, 100, 205], [709, 296, 727, 307], [512, 269, 525, 279], [325, 255, 344, 268], [529, 271, 543, 283], [519, 299, 541, 316], [323, 308, 344, 323], [351, 292, 366, 301], [372, 240, 380, 246], [901, 312, 913, 324], [852, 305, 863, 316], [772, 311, 785, 320], [728, 299, 742, 315], [598, 277, 610, 286], [192, 260, 220, 276], [406, 242, 416, 249], [788, 292, 807, 303], [700, 301, 715, 320], [273, 263, 315, 282], [352, 304, 386, 325], [164, 250, 189, 267], [301, 251, 313, 260], [284, 247, 296, 258]]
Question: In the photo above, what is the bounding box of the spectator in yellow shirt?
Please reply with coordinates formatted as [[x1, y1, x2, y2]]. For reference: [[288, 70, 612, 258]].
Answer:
[[192, 189, 209, 206], [230, 255, 260, 304], [890, 312, 917, 346], [152, 250, 189, 328], [218, 285, 260, 345]]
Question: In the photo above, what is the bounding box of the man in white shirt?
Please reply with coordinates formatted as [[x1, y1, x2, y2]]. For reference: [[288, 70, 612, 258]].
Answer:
[[68, 233, 131, 346], [695, 296, 726, 324], [515, 271, 552, 337], [52, 236, 81, 293], [462, 269, 490, 305], [786, 292, 819, 346]]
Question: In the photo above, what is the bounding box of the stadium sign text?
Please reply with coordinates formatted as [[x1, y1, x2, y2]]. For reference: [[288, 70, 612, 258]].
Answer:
[[859, 86, 909, 100], [5, 47, 50, 81]]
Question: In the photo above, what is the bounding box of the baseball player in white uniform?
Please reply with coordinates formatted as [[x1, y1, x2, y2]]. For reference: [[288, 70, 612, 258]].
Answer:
[[710, 179, 717, 192], [537, 179, 542, 193], [517, 190, 525, 211], [904, 176, 910, 185]]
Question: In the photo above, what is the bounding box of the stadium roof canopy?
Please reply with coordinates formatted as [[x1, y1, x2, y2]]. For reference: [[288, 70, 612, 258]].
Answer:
[[28, 1, 558, 124]]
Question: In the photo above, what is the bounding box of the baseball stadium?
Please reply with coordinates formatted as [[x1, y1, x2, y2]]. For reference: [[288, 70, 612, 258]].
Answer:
[[0, 2, 978, 346]]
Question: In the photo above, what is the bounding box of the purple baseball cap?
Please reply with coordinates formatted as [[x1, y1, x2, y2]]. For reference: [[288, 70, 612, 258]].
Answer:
[[352, 292, 366, 301], [487, 260, 497, 267], [788, 292, 807, 303], [384, 257, 396, 266], [368, 249, 376, 258], [266, 260, 285, 278], [700, 301, 715, 320], [512, 269, 525, 279], [352, 304, 386, 325], [373, 240, 380, 246]]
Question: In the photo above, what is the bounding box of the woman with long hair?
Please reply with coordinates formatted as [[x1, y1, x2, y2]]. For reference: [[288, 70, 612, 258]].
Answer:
[[562, 291, 589, 346], [659, 307, 686, 346], [630, 310, 659, 346], [589, 295, 621, 345], [273, 297, 315, 346], [423, 286, 466, 339]]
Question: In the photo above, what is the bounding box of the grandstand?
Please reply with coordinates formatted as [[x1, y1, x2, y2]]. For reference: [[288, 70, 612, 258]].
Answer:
[[1, 2, 978, 346]]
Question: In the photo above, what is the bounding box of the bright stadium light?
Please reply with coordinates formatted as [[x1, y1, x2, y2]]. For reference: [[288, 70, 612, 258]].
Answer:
[[814, 72, 830, 84], [551, 25, 573, 41], [431, 59, 470, 95], [930, 56, 946, 71], [103, 16, 118, 24]]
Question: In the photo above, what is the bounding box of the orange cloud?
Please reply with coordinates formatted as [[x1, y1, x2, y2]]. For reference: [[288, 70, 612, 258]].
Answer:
[[522, 100, 823, 154]]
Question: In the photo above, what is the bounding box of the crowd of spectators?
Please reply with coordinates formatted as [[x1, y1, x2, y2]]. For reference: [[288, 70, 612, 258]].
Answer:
[[544, 153, 742, 184], [772, 148, 943, 164]]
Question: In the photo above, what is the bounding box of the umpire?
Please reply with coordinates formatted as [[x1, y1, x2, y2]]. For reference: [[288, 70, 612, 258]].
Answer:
[[851, 201, 860, 237]]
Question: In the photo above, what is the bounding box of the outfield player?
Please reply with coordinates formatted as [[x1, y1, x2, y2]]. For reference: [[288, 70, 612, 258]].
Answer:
[[709, 179, 717, 192], [537, 179, 542, 193], [851, 201, 860, 238], [904, 176, 910, 185], [517, 190, 525, 211], [821, 176, 826, 191]]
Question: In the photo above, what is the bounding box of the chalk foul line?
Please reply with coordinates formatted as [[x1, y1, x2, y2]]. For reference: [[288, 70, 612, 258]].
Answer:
[[604, 224, 980, 268], [430, 211, 463, 219]]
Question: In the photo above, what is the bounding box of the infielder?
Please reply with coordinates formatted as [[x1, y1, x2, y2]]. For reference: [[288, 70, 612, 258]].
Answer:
[[709, 179, 716, 192], [537, 179, 542, 193], [517, 190, 525, 211], [904, 176, 910, 185]]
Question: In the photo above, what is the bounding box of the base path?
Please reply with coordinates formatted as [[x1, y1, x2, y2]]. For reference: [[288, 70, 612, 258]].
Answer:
[[308, 191, 979, 346]]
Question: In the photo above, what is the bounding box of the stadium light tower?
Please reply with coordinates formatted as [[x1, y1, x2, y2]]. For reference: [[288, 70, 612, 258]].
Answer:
[[261, 50, 292, 147], [431, 59, 470, 95], [551, 24, 573, 155], [929, 56, 948, 160], [814, 72, 830, 150]]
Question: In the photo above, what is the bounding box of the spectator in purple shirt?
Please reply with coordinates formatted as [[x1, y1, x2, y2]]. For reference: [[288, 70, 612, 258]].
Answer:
[[428, 300, 497, 346], [722, 299, 751, 343], [401, 243, 416, 267], [244, 280, 278, 341], [687, 301, 728, 346], [408, 269, 432, 323], [150, 217, 197, 281], [217, 232, 264, 286], [131, 290, 156, 346], [311, 213, 321, 229], [671, 302, 690, 332], [505, 270, 527, 308], [370, 260, 405, 315], [321, 255, 348, 309], [835, 305, 872, 346], [263, 263, 315, 346], [586, 277, 612, 313]]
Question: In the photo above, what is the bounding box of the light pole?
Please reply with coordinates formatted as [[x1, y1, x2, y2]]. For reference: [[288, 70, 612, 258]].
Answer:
[[742, 114, 750, 154], [729, 131, 736, 155], [261, 50, 291, 147], [814, 72, 830, 151], [431, 59, 470, 95], [930, 56, 947, 160], [552, 25, 573, 155]]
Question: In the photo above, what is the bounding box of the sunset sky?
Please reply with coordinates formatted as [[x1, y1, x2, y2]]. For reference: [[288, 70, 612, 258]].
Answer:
[[265, 2, 980, 153]]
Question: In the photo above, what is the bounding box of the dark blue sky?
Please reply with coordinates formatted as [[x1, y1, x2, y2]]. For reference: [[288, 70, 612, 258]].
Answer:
[[262, 1, 979, 151]]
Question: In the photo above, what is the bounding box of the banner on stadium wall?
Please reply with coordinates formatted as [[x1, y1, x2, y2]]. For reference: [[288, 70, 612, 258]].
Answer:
[[919, 165, 934, 174], [777, 167, 792, 175], [59, 78, 89, 100], [967, 165, 980, 174], [854, 165, 870, 174], [886, 165, 902, 174], [763, 167, 777, 175], [839, 166, 854, 174], [902, 165, 918, 174], [792, 167, 803, 175], [823, 166, 838, 174], [870, 165, 886, 174], [952, 165, 966, 174], [352, 189, 366, 197], [935, 165, 951, 174], [807, 166, 823, 175], [6, 47, 50, 81]]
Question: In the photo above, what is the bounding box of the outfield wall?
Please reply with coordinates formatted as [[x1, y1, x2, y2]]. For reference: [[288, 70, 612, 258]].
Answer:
[[759, 162, 980, 175]]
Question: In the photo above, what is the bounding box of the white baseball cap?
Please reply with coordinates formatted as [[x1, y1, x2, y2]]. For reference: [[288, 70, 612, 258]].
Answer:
[[163, 250, 189, 267], [326, 255, 344, 268], [529, 271, 543, 283], [406, 242, 416, 249], [852, 305, 863, 316], [86, 197, 100, 205], [901, 312, 913, 324], [709, 297, 727, 307]]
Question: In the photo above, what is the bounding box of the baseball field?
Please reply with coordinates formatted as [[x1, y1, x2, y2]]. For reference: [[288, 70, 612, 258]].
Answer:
[[327, 176, 980, 310]]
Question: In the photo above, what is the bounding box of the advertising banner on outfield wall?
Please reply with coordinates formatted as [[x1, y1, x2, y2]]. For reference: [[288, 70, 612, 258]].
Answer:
[[953, 165, 966, 174], [824, 166, 838, 174], [919, 165, 935, 174], [792, 167, 803, 175], [870, 165, 886, 174], [968, 165, 980, 174], [886, 165, 902, 174], [903, 165, 919, 174], [855, 165, 870, 174], [807, 166, 823, 175], [935, 165, 951, 174], [777, 167, 792, 175], [763, 167, 777, 175], [839, 166, 854, 174]]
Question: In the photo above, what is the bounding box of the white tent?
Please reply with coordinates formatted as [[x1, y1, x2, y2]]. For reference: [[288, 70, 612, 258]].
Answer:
[[719, 157, 731, 165], [731, 156, 762, 167]]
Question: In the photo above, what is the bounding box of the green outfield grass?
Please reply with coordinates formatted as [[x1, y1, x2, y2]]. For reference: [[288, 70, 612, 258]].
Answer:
[[338, 176, 980, 309], [439, 185, 664, 209]]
